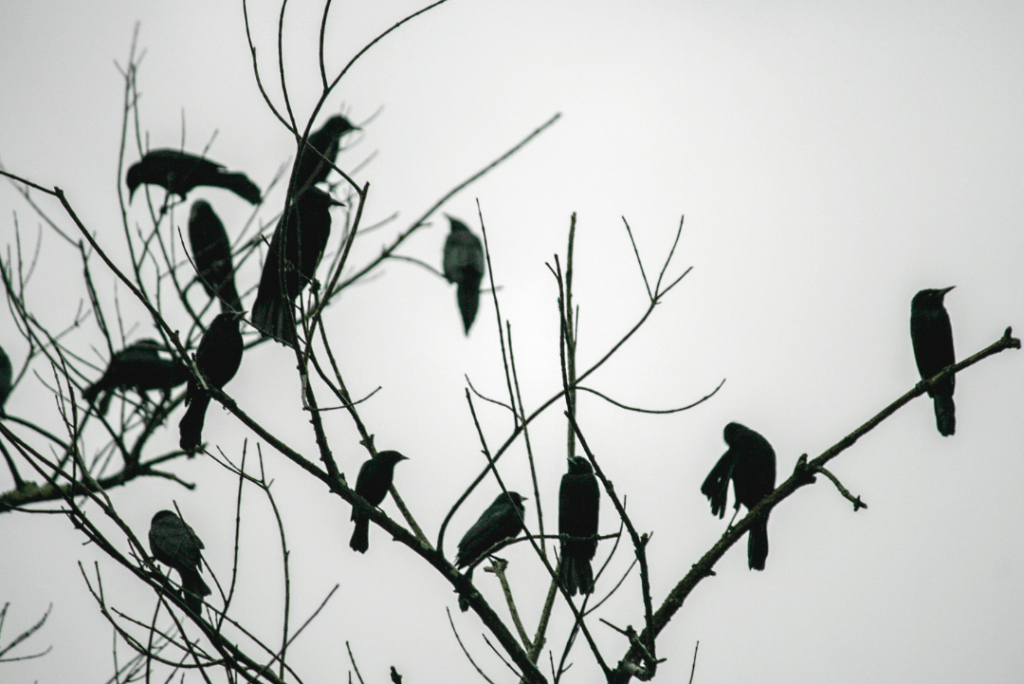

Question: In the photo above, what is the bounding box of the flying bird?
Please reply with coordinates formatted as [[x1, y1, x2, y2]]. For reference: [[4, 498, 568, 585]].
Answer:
[[349, 450, 408, 553], [149, 509, 211, 613], [126, 149, 261, 205], [559, 456, 600, 595], [442, 216, 485, 335], [251, 187, 333, 346], [701, 422, 776, 571], [290, 115, 359, 193], [188, 201, 242, 313], [83, 339, 189, 416], [0, 344, 11, 414], [910, 287, 956, 436], [179, 313, 244, 452]]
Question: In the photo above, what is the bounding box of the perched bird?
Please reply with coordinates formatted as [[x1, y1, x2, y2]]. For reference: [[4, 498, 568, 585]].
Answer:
[[911, 287, 956, 436], [442, 216, 485, 335], [456, 491, 527, 569], [188, 201, 242, 313], [179, 313, 244, 452], [0, 344, 11, 415], [148, 509, 211, 613], [83, 339, 189, 416], [251, 187, 333, 346], [559, 456, 600, 595], [701, 422, 777, 571], [127, 149, 261, 205], [290, 115, 359, 193], [349, 450, 409, 553]]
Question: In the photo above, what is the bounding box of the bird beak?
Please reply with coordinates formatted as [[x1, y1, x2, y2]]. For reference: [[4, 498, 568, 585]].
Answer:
[[940, 286, 956, 295]]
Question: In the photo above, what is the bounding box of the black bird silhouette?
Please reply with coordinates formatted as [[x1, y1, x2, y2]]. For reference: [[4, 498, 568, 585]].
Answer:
[[188, 201, 242, 313], [83, 339, 189, 416], [0, 344, 11, 415], [911, 287, 956, 436], [291, 115, 359, 193], [149, 510, 211, 613], [559, 456, 600, 595], [179, 313, 244, 452], [349, 450, 408, 553], [442, 216, 485, 335], [701, 422, 776, 571], [127, 149, 261, 205], [251, 187, 333, 346], [456, 491, 527, 611]]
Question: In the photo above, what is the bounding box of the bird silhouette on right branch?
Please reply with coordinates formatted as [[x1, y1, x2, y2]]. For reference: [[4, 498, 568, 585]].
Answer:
[[910, 286, 956, 436], [442, 216, 485, 335]]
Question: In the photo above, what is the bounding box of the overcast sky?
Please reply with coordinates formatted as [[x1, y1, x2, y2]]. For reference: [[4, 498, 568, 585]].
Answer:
[[1, 2, 1022, 683]]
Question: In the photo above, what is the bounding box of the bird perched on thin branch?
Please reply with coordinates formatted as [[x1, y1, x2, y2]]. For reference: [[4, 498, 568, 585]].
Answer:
[[442, 216, 485, 335], [251, 187, 333, 346], [149, 509, 211, 613], [179, 313, 244, 452], [0, 344, 11, 415], [911, 287, 956, 436], [127, 149, 261, 205], [559, 456, 600, 595], [701, 422, 776, 571], [188, 201, 242, 313], [350, 450, 408, 553], [456, 491, 527, 611], [83, 339, 189, 416], [290, 115, 359, 194]]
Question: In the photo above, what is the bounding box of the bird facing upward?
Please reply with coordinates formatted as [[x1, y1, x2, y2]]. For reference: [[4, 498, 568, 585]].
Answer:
[[126, 149, 261, 205], [701, 422, 777, 571], [910, 287, 956, 436], [442, 216, 485, 335], [179, 313, 244, 452], [188, 200, 242, 313], [290, 115, 359, 193]]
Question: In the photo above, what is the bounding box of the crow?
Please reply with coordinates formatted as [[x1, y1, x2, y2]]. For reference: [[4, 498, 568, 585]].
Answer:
[[149, 509, 211, 613], [911, 287, 956, 436], [127, 149, 261, 205], [559, 456, 600, 595], [188, 201, 242, 313], [83, 339, 189, 416], [291, 115, 359, 193], [701, 422, 776, 571], [456, 491, 527, 611], [349, 450, 408, 553], [442, 216, 485, 335], [251, 188, 333, 346], [179, 313, 244, 452], [0, 344, 11, 414]]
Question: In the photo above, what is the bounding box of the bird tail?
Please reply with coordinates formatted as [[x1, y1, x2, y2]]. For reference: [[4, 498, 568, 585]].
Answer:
[[252, 296, 298, 347], [560, 555, 595, 596], [458, 568, 474, 613], [221, 173, 262, 205], [179, 392, 211, 452], [218, 279, 243, 314], [934, 394, 955, 437], [349, 514, 370, 553], [456, 276, 482, 335], [180, 568, 211, 613], [701, 454, 734, 518], [747, 516, 769, 571]]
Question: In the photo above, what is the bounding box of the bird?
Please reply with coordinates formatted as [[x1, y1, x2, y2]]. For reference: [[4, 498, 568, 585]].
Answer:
[[456, 491, 527, 569], [126, 149, 261, 205], [148, 509, 211, 613], [701, 422, 776, 571], [188, 201, 242, 313], [442, 216, 485, 335], [290, 115, 359, 194], [251, 187, 333, 346], [559, 456, 600, 595], [349, 450, 408, 553], [82, 339, 189, 416], [179, 313, 244, 452], [911, 287, 956, 436], [0, 344, 11, 415]]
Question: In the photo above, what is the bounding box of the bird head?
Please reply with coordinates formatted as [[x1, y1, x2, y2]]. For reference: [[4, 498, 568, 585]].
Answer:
[[126, 162, 143, 201], [376, 450, 409, 466], [567, 456, 593, 475], [323, 115, 360, 136], [190, 199, 214, 222], [151, 509, 179, 526], [445, 215, 471, 233], [912, 286, 955, 309]]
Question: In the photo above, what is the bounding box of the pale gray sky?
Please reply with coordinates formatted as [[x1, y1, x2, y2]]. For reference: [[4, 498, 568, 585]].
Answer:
[[1, 2, 1022, 683]]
